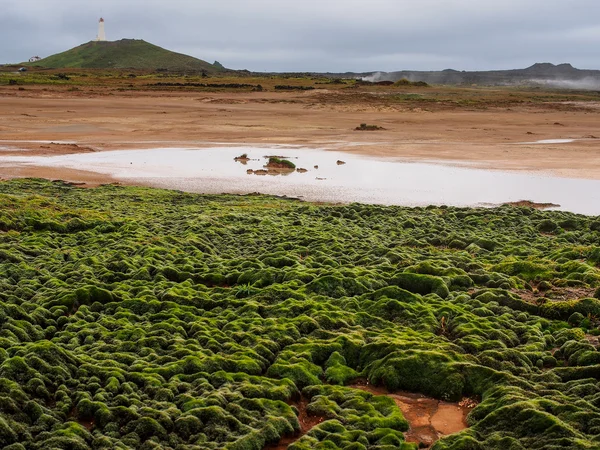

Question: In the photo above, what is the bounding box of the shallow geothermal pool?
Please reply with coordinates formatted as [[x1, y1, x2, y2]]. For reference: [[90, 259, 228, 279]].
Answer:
[[1, 146, 599, 215]]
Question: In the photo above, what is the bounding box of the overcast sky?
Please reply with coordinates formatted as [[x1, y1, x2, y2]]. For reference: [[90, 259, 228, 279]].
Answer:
[[1, 0, 599, 72]]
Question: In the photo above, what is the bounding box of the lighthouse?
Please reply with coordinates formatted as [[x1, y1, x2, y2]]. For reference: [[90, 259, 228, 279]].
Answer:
[[96, 17, 106, 41]]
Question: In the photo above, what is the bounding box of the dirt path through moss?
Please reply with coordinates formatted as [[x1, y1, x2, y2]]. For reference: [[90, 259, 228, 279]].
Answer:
[[263, 396, 324, 450], [351, 382, 472, 448]]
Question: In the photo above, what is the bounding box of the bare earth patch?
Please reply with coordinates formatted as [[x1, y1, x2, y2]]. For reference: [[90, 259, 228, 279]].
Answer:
[[263, 396, 324, 450], [351, 381, 474, 448], [514, 285, 596, 305], [0, 142, 96, 156], [1, 85, 600, 181], [0, 165, 118, 188]]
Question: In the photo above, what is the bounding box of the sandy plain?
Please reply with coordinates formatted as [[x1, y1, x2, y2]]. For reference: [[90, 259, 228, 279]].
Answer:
[[0, 83, 599, 185]]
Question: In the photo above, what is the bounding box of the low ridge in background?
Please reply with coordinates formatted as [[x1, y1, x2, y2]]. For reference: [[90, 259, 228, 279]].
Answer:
[[358, 63, 600, 89]]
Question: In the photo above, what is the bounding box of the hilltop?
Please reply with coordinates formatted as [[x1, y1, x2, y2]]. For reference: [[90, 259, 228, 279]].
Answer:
[[27, 39, 222, 72]]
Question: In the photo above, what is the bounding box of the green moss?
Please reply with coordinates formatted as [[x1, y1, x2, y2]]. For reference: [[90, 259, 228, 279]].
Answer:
[[267, 358, 323, 389], [537, 219, 559, 233], [324, 352, 360, 385], [567, 312, 585, 327], [390, 273, 450, 298], [366, 350, 466, 401], [0, 179, 599, 449], [493, 259, 554, 282], [297, 385, 409, 448], [305, 275, 368, 298]]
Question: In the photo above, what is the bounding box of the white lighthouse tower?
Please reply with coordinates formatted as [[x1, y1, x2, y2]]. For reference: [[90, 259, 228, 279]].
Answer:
[[95, 18, 106, 41]]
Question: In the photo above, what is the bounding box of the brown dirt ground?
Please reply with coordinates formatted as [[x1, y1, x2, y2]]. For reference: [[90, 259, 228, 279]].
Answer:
[[513, 286, 596, 305], [263, 396, 324, 450], [1, 84, 600, 185], [351, 381, 474, 449], [0, 165, 118, 187], [264, 383, 473, 450]]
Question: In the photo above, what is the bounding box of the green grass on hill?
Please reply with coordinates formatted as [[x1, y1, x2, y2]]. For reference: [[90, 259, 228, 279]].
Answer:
[[27, 39, 220, 72]]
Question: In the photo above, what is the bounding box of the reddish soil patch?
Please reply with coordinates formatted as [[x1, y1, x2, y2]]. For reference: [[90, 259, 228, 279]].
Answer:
[[68, 406, 95, 431], [511, 289, 546, 305], [351, 381, 474, 449], [263, 396, 324, 450], [0, 164, 118, 188], [78, 417, 95, 431], [513, 285, 596, 305], [585, 334, 600, 347], [1, 142, 96, 157]]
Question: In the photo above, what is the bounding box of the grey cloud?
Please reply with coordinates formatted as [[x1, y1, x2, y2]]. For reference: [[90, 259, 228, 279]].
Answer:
[[1, 0, 599, 72]]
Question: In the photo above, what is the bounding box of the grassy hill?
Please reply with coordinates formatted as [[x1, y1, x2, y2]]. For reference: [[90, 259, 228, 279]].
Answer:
[[28, 39, 221, 72]]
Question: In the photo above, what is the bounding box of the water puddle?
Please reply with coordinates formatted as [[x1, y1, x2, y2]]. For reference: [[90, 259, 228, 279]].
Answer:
[[517, 139, 578, 144], [351, 382, 474, 448], [1, 146, 600, 215]]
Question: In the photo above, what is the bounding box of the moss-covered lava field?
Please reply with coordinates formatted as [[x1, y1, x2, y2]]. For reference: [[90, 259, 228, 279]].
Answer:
[[1, 179, 600, 449]]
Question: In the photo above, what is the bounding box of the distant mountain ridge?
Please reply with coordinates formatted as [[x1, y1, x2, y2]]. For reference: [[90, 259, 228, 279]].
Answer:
[[27, 39, 222, 72], [365, 63, 600, 88]]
